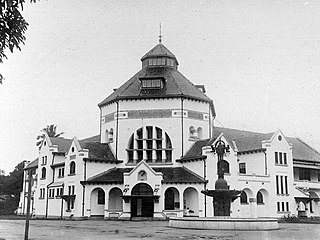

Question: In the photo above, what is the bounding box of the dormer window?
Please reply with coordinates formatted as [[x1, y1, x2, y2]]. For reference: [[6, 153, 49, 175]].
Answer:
[[141, 79, 164, 89]]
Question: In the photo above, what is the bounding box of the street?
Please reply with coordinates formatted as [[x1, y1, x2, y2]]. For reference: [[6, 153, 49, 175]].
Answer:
[[0, 219, 320, 240]]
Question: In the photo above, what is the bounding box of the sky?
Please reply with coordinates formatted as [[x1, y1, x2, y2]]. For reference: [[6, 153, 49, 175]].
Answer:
[[1, 0, 320, 175]]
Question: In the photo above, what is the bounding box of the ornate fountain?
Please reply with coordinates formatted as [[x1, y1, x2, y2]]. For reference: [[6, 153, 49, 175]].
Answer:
[[201, 139, 241, 216], [169, 139, 279, 230]]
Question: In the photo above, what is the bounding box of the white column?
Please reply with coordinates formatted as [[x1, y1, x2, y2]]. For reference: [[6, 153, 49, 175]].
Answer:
[[133, 132, 137, 163]]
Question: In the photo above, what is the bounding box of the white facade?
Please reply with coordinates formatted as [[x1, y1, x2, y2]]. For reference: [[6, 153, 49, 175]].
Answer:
[[18, 42, 320, 220]]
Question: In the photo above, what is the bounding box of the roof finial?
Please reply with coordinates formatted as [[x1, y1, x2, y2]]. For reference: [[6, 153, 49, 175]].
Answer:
[[159, 22, 162, 44]]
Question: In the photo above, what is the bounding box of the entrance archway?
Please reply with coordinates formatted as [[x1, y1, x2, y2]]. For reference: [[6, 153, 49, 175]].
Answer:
[[165, 187, 180, 210], [90, 188, 105, 216], [131, 183, 154, 217], [183, 187, 199, 216]]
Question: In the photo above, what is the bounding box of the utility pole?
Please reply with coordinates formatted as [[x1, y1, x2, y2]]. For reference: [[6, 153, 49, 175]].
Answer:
[[24, 169, 32, 240]]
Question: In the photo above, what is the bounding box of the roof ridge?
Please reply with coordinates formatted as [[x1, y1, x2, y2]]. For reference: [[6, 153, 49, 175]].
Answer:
[[214, 126, 273, 136]]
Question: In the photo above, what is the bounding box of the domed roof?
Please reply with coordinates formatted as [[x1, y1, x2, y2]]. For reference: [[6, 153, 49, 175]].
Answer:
[[141, 43, 178, 64]]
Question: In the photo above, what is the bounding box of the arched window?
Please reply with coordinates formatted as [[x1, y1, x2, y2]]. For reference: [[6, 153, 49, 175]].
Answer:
[[189, 126, 196, 139], [70, 161, 76, 175], [217, 160, 230, 174], [105, 129, 109, 143], [197, 127, 203, 139], [41, 167, 46, 179], [257, 191, 264, 204], [240, 191, 248, 204], [109, 128, 114, 142], [126, 126, 173, 164], [97, 189, 105, 205]]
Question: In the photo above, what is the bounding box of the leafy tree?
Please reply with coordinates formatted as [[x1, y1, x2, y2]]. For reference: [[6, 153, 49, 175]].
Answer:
[[0, 0, 36, 83], [36, 124, 65, 148], [0, 160, 26, 215]]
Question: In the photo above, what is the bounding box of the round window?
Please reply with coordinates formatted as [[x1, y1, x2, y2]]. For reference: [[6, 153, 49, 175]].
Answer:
[[278, 135, 282, 141]]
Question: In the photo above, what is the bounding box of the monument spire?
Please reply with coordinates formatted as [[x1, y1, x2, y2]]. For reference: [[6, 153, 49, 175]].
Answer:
[[159, 22, 162, 44]]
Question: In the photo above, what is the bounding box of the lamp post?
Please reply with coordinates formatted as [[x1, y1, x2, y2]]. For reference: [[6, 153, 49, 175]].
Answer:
[[24, 169, 32, 240]]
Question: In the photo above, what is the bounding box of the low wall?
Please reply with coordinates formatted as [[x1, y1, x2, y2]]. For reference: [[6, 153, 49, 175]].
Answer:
[[169, 217, 279, 230]]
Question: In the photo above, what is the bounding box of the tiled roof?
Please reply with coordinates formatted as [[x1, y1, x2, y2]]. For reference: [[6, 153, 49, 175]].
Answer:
[[212, 127, 274, 152], [98, 44, 214, 112], [25, 158, 38, 170], [80, 135, 100, 143], [141, 43, 177, 61], [79, 140, 117, 162], [182, 139, 214, 159], [84, 167, 206, 184], [50, 137, 72, 153], [153, 167, 206, 183], [99, 67, 213, 107], [286, 137, 320, 162], [181, 127, 320, 163], [85, 168, 132, 183]]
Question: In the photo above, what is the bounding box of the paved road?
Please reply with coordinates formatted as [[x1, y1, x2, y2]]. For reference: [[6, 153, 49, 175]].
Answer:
[[0, 219, 320, 240]]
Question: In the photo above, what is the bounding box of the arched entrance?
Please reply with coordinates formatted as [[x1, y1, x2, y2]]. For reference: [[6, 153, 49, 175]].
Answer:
[[183, 187, 199, 216], [131, 183, 154, 217], [108, 187, 123, 211], [90, 188, 105, 216], [165, 187, 180, 210]]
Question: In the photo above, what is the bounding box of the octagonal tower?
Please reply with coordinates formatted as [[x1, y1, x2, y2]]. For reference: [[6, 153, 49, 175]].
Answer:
[[98, 42, 215, 166]]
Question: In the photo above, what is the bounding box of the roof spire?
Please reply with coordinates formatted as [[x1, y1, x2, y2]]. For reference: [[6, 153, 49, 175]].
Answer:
[[159, 22, 162, 44]]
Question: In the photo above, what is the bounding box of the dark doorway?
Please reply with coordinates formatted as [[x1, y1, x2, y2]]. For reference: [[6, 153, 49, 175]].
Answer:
[[165, 188, 174, 210], [131, 183, 154, 217]]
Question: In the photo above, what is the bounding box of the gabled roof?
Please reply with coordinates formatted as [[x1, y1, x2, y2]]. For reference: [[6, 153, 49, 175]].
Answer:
[[82, 167, 206, 184], [212, 127, 274, 152], [181, 127, 320, 163], [141, 43, 177, 62], [50, 137, 72, 153], [25, 158, 39, 170]]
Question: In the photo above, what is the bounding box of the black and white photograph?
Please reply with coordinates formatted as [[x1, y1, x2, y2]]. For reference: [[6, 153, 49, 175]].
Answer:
[[1, 1, 320, 239]]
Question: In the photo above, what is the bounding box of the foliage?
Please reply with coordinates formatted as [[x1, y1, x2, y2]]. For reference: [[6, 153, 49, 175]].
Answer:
[[0, 160, 26, 215], [0, 0, 36, 83], [36, 124, 65, 148]]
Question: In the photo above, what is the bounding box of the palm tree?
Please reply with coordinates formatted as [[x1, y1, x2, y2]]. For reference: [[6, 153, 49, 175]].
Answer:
[[36, 124, 65, 148]]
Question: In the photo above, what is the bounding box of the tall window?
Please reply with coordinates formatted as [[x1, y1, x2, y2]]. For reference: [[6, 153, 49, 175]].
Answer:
[[257, 191, 263, 204], [41, 167, 46, 179], [240, 191, 248, 204], [276, 175, 279, 194], [58, 167, 64, 178], [284, 176, 288, 194], [284, 153, 287, 165], [97, 189, 105, 205], [69, 161, 76, 175], [275, 152, 278, 164], [109, 128, 114, 142], [127, 126, 173, 164]]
